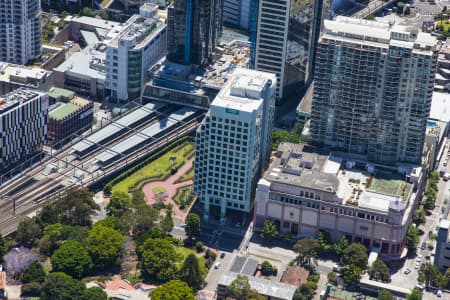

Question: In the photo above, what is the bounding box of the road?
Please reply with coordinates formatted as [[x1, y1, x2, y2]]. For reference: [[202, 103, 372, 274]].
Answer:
[[0, 107, 204, 236]]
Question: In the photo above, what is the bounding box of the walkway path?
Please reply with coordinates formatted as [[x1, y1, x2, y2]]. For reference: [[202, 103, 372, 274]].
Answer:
[[142, 159, 194, 219]]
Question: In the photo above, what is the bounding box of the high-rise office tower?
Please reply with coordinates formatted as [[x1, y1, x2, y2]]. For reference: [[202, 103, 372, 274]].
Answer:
[[223, 0, 251, 30], [0, 0, 42, 65], [194, 68, 276, 221], [253, 0, 332, 100], [311, 17, 438, 165], [167, 0, 222, 66]]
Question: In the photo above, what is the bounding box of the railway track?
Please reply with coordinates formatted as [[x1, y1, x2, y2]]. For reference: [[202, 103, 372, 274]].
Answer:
[[0, 116, 202, 235]]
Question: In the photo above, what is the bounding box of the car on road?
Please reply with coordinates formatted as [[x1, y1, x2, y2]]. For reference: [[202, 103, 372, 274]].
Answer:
[[404, 268, 412, 274], [220, 252, 225, 259], [437, 290, 443, 297], [415, 262, 421, 269], [180, 223, 186, 228], [214, 262, 221, 269], [421, 242, 427, 250]]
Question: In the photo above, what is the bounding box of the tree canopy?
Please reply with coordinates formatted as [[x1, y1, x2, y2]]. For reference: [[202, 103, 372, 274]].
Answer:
[[226, 275, 264, 300], [185, 213, 201, 240], [40, 272, 85, 300], [406, 288, 422, 300], [51, 240, 92, 278], [294, 238, 318, 268], [0, 235, 7, 263], [342, 243, 368, 270], [54, 188, 99, 226], [150, 280, 195, 300], [86, 224, 124, 271], [369, 259, 390, 282], [179, 253, 203, 291], [406, 225, 420, 252], [378, 289, 394, 300], [107, 192, 131, 217], [139, 238, 180, 282], [80, 287, 107, 300], [16, 217, 42, 248], [22, 261, 46, 284], [260, 220, 279, 240]]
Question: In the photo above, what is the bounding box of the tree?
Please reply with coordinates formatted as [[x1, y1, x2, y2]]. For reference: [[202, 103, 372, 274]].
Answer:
[[406, 288, 422, 300], [22, 261, 46, 284], [38, 205, 59, 225], [369, 259, 390, 282], [195, 241, 204, 253], [413, 209, 426, 225], [378, 289, 394, 300], [327, 272, 338, 285], [81, 7, 95, 17], [260, 261, 277, 276], [139, 238, 180, 282], [343, 264, 362, 286], [179, 254, 203, 291], [80, 287, 107, 300], [0, 235, 7, 263], [15, 217, 42, 248], [294, 238, 318, 268], [4, 246, 39, 279], [150, 280, 195, 300], [86, 225, 124, 271], [419, 263, 440, 287], [107, 192, 131, 217], [94, 216, 122, 231], [317, 231, 332, 254], [51, 240, 92, 278], [406, 225, 420, 252], [226, 275, 264, 300], [293, 283, 314, 300], [185, 213, 201, 240], [259, 220, 279, 240], [161, 212, 174, 233], [61, 225, 90, 242], [55, 188, 99, 226], [39, 223, 64, 257], [40, 272, 85, 300], [21, 282, 42, 297], [342, 243, 368, 270], [334, 236, 349, 256]]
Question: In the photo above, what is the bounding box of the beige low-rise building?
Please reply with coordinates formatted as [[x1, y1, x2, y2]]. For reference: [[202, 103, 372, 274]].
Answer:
[[254, 142, 426, 261]]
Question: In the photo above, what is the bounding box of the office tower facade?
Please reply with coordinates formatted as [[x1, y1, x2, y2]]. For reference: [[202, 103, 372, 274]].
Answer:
[[223, 0, 251, 30], [253, 0, 332, 100], [106, 5, 167, 102], [194, 68, 276, 221], [167, 0, 222, 66], [311, 17, 438, 165], [0, 0, 42, 65], [0, 89, 49, 170]]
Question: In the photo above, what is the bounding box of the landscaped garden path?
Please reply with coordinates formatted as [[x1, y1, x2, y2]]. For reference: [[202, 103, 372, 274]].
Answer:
[[142, 158, 193, 219]]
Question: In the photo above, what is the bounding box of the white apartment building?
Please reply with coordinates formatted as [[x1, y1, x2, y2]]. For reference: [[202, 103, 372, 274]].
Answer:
[[0, 89, 49, 170], [0, 0, 42, 65], [105, 4, 167, 102], [194, 68, 276, 221]]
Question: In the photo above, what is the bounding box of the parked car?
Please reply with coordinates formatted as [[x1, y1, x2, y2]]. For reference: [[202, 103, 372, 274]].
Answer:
[[404, 268, 412, 274], [214, 262, 221, 269], [415, 262, 421, 269], [421, 242, 427, 250], [437, 290, 443, 297], [220, 252, 225, 259]]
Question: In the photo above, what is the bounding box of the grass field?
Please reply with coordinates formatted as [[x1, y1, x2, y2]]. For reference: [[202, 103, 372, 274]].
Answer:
[[152, 186, 167, 194], [175, 246, 208, 279], [112, 142, 194, 194]]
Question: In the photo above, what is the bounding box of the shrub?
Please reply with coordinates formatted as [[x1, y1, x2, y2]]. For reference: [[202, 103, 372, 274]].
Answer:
[[260, 261, 277, 276], [21, 282, 41, 297], [195, 241, 204, 253]]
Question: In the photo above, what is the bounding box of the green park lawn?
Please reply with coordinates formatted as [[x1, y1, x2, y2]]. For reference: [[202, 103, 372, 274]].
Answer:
[[175, 246, 208, 278], [112, 142, 194, 194], [152, 186, 167, 194]]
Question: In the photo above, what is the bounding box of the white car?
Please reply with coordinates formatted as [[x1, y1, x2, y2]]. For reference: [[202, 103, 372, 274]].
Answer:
[[214, 262, 221, 269], [415, 262, 421, 269], [416, 257, 422, 262], [437, 290, 443, 297]]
